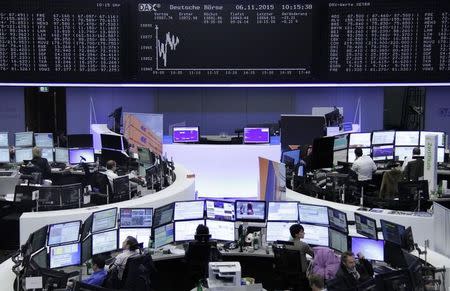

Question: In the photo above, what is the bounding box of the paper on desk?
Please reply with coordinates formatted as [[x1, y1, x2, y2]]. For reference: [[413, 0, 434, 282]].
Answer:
[[25, 276, 43, 289]]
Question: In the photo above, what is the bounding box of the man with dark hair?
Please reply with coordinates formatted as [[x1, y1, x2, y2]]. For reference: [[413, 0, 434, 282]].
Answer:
[[82, 255, 107, 286], [351, 147, 377, 181], [288, 224, 314, 257], [335, 252, 373, 288], [401, 147, 421, 171], [402, 147, 424, 181], [309, 274, 326, 291], [109, 236, 140, 280]]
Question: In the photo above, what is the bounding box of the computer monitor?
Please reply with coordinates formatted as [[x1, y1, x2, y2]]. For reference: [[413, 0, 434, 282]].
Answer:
[[333, 149, 348, 165], [41, 148, 54, 162], [235, 200, 266, 222], [328, 228, 348, 253], [174, 200, 205, 221], [349, 133, 372, 148], [394, 146, 416, 162], [266, 221, 297, 242], [372, 131, 395, 145], [174, 219, 205, 242], [380, 219, 405, 245], [355, 213, 378, 240], [172, 126, 200, 143], [15, 132, 33, 147], [398, 180, 429, 202], [267, 201, 298, 221], [372, 145, 394, 161], [0, 148, 10, 163], [81, 236, 92, 264], [31, 247, 48, 269], [420, 131, 445, 147], [81, 215, 93, 240], [205, 219, 235, 241], [347, 147, 371, 163], [395, 131, 420, 146], [119, 208, 153, 228], [401, 226, 415, 253], [54, 148, 69, 163], [48, 220, 81, 246], [92, 230, 118, 255], [34, 133, 54, 148], [100, 134, 123, 151], [49, 243, 81, 269], [68, 148, 95, 164], [334, 134, 348, 151], [67, 134, 93, 148], [281, 149, 300, 166], [328, 207, 348, 233], [0, 132, 8, 147], [205, 200, 235, 221], [119, 228, 151, 247], [15, 147, 33, 163], [153, 203, 174, 227], [137, 147, 153, 164], [420, 146, 445, 163], [351, 237, 384, 261], [92, 208, 117, 234], [311, 136, 334, 170], [243, 127, 270, 144], [153, 223, 174, 249], [30, 225, 48, 253], [298, 204, 329, 225], [302, 224, 329, 246]]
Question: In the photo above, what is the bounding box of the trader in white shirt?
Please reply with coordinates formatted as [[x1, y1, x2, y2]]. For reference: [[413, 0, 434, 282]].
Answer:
[[105, 160, 142, 191], [351, 147, 377, 181]]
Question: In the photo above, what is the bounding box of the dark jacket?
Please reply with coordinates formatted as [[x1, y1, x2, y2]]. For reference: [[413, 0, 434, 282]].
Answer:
[[334, 259, 374, 289], [31, 157, 52, 179]]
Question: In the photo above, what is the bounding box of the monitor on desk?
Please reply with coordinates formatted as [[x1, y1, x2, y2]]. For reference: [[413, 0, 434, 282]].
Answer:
[[420, 131, 445, 147], [266, 221, 297, 242], [54, 147, 69, 164], [172, 126, 200, 143], [15, 132, 33, 147], [380, 219, 405, 245], [119, 228, 151, 247], [420, 146, 444, 163], [355, 213, 378, 240], [0, 132, 8, 147], [328, 228, 348, 253], [333, 149, 347, 165], [49, 242, 81, 269], [349, 133, 372, 148], [372, 145, 394, 161], [372, 131, 395, 145], [174, 200, 205, 221], [48, 220, 81, 247], [347, 147, 371, 163], [81, 215, 93, 240], [92, 229, 118, 255], [68, 148, 95, 164], [243, 127, 270, 144], [15, 147, 33, 163], [235, 200, 266, 222], [268, 201, 298, 221], [298, 203, 329, 225], [0, 148, 10, 163], [120, 208, 153, 228], [67, 134, 93, 148], [153, 203, 174, 227], [174, 219, 205, 242], [92, 207, 117, 234], [100, 134, 123, 151], [137, 147, 154, 165], [31, 247, 48, 269], [205, 219, 235, 241], [302, 224, 329, 247], [328, 207, 348, 233], [398, 180, 429, 202], [31, 225, 48, 253], [41, 148, 54, 162], [34, 133, 54, 148], [81, 236, 92, 264], [395, 131, 420, 146], [394, 146, 416, 162], [333, 134, 348, 151], [351, 236, 384, 261], [153, 223, 174, 249], [205, 200, 235, 221]]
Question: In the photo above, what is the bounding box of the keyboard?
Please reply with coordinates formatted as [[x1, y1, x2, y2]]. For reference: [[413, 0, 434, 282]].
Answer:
[[0, 171, 13, 176]]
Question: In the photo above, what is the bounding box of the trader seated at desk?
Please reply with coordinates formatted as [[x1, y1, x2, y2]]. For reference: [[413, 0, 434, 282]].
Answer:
[[19, 147, 52, 180], [287, 224, 314, 258], [351, 147, 377, 182], [334, 251, 373, 289], [105, 160, 142, 191], [403, 148, 424, 181], [82, 255, 108, 286], [109, 236, 140, 281]]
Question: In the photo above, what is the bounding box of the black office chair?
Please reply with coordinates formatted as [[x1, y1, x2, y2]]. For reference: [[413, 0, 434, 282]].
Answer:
[[111, 175, 131, 203], [89, 172, 112, 205], [185, 237, 221, 287], [73, 281, 122, 291], [121, 253, 158, 291], [272, 245, 309, 291]]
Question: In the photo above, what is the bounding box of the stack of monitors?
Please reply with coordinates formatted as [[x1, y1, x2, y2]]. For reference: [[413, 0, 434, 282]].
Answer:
[[348, 133, 371, 163], [119, 208, 153, 248], [395, 131, 445, 163], [235, 200, 266, 222], [173, 200, 205, 242], [0, 132, 9, 163], [205, 200, 236, 241], [266, 201, 299, 242], [152, 203, 175, 249], [35, 133, 54, 162], [47, 220, 82, 269], [91, 208, 118, 256], [298, 203, 329, 247], [420, 131, 445, 163], [371, 131, 395, 162], [172, 127, 200, 143], [243, 127, 270, 144], [333, 134, 348, 165], [15, 132, 33, 163], [327, 207, 349, 253]]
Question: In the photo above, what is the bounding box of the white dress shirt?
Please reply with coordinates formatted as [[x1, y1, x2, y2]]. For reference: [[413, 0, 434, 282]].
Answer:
[[351, 155, 377, 181]]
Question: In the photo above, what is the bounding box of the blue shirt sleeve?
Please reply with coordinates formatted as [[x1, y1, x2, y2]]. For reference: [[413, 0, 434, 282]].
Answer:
[[82, 269, 108, 286]]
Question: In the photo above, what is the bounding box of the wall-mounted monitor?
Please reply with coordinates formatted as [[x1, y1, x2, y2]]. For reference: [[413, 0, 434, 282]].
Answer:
[[119, 208, 153, 228], [243, 127, 270, 144], [34, 133, 54, 148], [48, 220, 81, 246], [92, 208, 117, 234], [101, 134, 123, 151], [67, 134, 93, 148], [298, 204, 329, 225], [68, 148, 95, 164], [372, 145, 394, 161], [380, 219, 406, 245], [268, 201, 298, 221], [235, 200, 266, 222], [266, 221, 296, 242], [15, 147, 33, 163], [92, 229, 118, 255], [0, 148, 10, 163], [349, 133, 371, 148], [395, 131, 419, 146], [205, 200, 235, 221], [347, 147, 371, 163], [355, 213, 378, 240], [351, 237, 384, 261], [118, 228, 151, 247], [420, 131, 445, 147], [15, 132, 33, 147], [154, 223, 174, 249], [328, 207, 348, 233], [172, 127, 200, 143], [0, 132, 8, 147], [174, 219, 204, 242], [205, 219, 235, 241], [302, 224, 329, 247], [174, 200, 205, 221], [49, 243, 81, 269], [372, 131, 395, 145], [55, 148, 69, 163], [41, 148, 54, 162], [328, 228, 348, 253], [153, 203, 174, 227]]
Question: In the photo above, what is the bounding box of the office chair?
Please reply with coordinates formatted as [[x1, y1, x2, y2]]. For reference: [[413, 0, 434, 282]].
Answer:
[[121, 253, 158, 291], [185, 238, 221, 287], [111, 175, 131, 203], [89, 172, 112, 205], [272, 245, 309, 291]]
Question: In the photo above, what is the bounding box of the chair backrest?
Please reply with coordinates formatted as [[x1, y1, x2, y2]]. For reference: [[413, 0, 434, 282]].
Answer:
[[272, 245, 306, 276], [112, 175, 130, 202], [122, 253, 157, 291], [37, 186, 61, 211], [90, 172, 110, 194], [404, 159, 424, 182], [59, 183, 82, 209], [185, 241, 218, 280]]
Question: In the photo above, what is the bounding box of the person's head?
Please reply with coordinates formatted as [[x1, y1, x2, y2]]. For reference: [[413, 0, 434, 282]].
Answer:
[[412, 147, 421, 156], [341, 251, 356, 269], [289, 224, 305, 240], [195, 224, 210, 242], [309, 274, 325, 291], [122, 236, 139, 251], [91, 255, 106, 271], [32, 147, 42, 159], [354, 147, 363, 158], [106, 160, 117, 171]]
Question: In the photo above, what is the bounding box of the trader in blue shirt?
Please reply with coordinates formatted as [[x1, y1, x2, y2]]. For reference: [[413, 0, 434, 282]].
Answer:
[[82, 255, 108, 286]]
